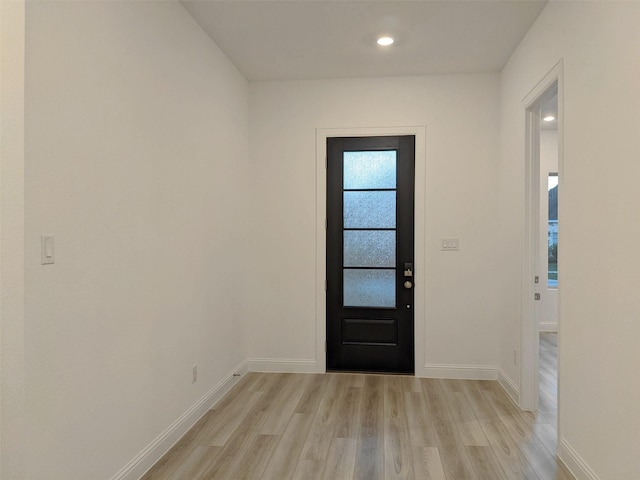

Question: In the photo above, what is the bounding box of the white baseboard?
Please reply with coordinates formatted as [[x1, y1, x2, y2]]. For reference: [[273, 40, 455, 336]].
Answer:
[[419, 363, 499, 380], [250, 359, 509, 384], [110, 360, 248, 480], [540, 322, 558, 332], [558, 438, 600, 480], [498, 368, 520, 406], [248, 358, 319, 373]]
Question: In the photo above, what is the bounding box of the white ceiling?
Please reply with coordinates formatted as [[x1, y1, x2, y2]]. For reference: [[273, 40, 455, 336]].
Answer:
[[181, 0, 548, 81]]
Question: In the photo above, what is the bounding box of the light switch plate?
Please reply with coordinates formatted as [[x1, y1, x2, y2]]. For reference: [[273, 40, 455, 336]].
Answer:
[[41, 235, 55, 265], [441, 238, 459, 251]]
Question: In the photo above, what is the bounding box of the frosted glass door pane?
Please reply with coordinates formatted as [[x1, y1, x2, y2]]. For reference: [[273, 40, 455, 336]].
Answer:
[[344, 231, 395, 267], [344, 191, 396, 228], [344, 269, 396, 307], [344, 151, 397, 189]]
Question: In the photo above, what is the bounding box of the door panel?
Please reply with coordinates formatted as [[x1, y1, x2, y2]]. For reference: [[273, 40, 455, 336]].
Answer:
[[326, 135, 415, 373]]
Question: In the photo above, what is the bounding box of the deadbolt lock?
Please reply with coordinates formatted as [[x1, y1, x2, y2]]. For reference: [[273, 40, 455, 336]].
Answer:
[[404, 280, 413, 289], [403, 262, 413, 277]]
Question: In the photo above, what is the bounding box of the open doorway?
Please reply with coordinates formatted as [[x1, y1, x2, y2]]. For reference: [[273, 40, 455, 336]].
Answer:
[[521, 61, 563, 429], [537, 92, 559, 427], [538, 92, 559, 333]]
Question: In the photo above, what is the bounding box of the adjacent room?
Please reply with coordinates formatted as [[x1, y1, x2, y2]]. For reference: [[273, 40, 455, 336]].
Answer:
[[1, 1, 638, 479]]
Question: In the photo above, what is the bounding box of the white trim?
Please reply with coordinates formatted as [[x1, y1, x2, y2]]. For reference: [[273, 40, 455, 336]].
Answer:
[[247, 358, 319, 373], [498, 369, 520, 405], [110, 361, 248, 480], [316, 126, 427, 376], [558, 438, 600, 480], [420, 364, 498, 380], [520, 59, 564, 412], [522, 88, 542, 412], [539, 322, 558, 333]]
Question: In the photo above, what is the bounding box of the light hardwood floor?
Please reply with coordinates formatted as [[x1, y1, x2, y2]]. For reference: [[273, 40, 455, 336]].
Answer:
[[539, 332, 558, 419], [143, 350, 568, 480], [538, 332, 558, 440]]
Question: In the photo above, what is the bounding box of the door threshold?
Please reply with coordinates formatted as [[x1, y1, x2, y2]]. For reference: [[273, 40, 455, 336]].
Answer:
[[326, 369, 415, 376]]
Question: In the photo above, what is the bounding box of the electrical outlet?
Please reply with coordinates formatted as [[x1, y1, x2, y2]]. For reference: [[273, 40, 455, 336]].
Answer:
[[192, 365, 197, 384], [513, 350, 518, 365]]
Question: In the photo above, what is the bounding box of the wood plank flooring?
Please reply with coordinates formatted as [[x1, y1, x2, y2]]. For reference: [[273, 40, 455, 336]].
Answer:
[[143, 338, 565, 480], [539, 332, 558, 419]]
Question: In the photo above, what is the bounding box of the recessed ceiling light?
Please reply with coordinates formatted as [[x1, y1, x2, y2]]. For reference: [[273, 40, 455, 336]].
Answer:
[[377, 36, 394, 46], [543, 115, 556, 122]]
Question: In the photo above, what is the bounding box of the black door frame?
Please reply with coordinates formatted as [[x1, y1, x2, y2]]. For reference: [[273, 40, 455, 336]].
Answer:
[[325, 135, 415, 374], [316, 127, 425, 376]]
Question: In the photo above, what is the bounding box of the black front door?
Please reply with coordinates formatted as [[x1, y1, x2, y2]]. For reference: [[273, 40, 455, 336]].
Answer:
[[326, 135, 415, 374]]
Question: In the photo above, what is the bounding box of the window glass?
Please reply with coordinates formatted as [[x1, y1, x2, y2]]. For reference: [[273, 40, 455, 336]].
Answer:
[[343, 151, 396, 189], [343, 269, 396, 307], [343, 191, 396, 229], [344, 230, 395, 267], [548, 174, 558, 287]]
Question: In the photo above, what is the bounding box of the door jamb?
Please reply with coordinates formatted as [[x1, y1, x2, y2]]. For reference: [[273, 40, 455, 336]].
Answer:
[[521, 60, 563, 419], [315, 126, 427, 375]]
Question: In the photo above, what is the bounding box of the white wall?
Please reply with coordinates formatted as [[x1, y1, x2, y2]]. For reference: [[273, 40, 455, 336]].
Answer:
[[499, 2, 640, 478], [24, 2, 248, 479], [1, 1, 26, 478], [247, 75, 502, 376], [16, 2, 640, 479]]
